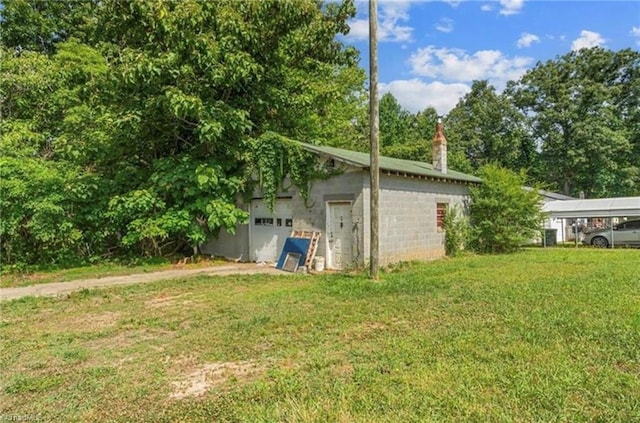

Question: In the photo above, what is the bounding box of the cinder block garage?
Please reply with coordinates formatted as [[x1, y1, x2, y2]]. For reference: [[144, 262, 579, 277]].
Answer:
[[202, 125, 481, 269]]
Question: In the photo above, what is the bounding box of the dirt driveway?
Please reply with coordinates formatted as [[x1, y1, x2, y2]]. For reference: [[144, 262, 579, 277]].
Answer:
[[0, 263, 286, 302]]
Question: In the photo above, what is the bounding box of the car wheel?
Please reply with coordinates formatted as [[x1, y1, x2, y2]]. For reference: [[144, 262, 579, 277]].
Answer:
[[591, 236, 609, 248]]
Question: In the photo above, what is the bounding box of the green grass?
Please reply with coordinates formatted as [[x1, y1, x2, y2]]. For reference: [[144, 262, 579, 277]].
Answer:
[[0, 257, 226, 288], [1, 249, 639, 422]]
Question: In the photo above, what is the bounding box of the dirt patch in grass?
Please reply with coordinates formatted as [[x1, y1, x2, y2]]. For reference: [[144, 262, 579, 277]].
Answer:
[[362, 321, 388, 331], [43, 311, 122, 333], [86, 328, 174, 351], [144, 293, 193, 309], [331, 360, 354, 379], [83, 312, 121, 329], [344, 321, 397, 341], [169, 360, 266, 399], [615, 360, 640, 376]]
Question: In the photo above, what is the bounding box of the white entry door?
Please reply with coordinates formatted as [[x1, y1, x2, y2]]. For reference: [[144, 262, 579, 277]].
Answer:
[[249, 199, 292, 262], [326, 202, 353, 270]]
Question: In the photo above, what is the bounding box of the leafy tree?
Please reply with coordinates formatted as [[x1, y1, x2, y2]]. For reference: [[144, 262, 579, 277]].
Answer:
[[445, 80, 537, 174], [88, 0, 363, 254], [379, 92, 412, 148], [0, 0, 98, 53], [469, 165, 544, 254], [297, 66, 367, 151], [0, 157, 85, 266], [1, 0, 366, 264], [0, 43, 112, 265], [383, 106, 440, 162], [507, 48, 640, 197]]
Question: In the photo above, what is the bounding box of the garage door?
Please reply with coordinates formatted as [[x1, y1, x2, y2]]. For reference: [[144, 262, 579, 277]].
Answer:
[[249, 198, 293, 262]]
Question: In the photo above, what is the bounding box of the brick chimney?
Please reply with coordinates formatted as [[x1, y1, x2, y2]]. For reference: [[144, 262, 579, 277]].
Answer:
[[433, 117, 447, 174]]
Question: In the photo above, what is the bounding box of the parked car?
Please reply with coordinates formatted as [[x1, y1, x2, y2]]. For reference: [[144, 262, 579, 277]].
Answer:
[[583, 219, 640, 247]]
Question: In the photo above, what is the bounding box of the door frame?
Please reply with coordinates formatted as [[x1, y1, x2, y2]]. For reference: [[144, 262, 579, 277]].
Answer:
[[325, 200, 353, 270]]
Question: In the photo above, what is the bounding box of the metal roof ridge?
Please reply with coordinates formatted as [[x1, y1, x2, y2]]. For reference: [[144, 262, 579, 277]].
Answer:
[[297, 141, 481, 183]]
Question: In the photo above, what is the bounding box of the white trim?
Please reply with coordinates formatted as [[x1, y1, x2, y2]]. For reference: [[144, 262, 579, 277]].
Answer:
[[325, 200, 353, 270]]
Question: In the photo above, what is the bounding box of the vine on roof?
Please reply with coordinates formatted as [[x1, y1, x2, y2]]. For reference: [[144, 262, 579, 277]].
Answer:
[[251, 132, 340, 210]]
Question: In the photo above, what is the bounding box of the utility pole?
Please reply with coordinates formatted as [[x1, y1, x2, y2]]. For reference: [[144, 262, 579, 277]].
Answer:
[[369, 0, 380, 280]]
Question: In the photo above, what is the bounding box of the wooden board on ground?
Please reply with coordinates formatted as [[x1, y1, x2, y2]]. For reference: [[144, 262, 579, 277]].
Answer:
[[290, 231, 322, 268]]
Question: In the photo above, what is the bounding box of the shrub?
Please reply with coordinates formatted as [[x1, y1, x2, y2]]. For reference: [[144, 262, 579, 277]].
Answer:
[[469, 165, 544, 253], [443, 205, 469, 256]]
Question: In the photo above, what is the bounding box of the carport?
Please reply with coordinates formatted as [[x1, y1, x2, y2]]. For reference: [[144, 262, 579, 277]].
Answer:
[[542, 197, 640, 247]]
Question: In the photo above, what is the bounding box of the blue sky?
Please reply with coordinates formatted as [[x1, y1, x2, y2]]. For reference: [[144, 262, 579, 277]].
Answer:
[[342, 0, 640, 115]]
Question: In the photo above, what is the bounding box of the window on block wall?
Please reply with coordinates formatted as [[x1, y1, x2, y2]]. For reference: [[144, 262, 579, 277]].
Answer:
[[436, 203, 448, 231]]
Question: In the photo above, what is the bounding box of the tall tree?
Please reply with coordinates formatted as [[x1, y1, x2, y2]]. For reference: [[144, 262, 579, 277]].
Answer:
[[445, 80, 536, 174], [93, 0, 363, 254], [378, 93, 441, 163], [384, 106, 440, 163], [379, 92, 411, 148], [0, 0, 367, 264], [0, 43, 109, 265], [507, 48, 640, 197], [0, 0, 98, 53]]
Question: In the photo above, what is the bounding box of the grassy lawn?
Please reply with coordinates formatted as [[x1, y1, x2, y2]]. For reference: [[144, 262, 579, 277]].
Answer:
[[1, 249, 639, 422], [0, 257, 226, 288]]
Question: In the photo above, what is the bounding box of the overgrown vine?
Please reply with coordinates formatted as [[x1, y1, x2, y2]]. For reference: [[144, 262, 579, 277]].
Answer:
[[251, 132, 340, 210]]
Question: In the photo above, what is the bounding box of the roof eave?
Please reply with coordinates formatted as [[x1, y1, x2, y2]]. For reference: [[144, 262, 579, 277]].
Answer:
[[300, 142, 481, 185]]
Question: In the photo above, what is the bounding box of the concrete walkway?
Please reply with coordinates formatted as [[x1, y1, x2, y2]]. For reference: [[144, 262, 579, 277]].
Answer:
[[0, 263, 285, 302]]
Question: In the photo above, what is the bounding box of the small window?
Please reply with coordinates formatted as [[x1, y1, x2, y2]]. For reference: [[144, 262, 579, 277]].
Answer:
[[436, 203, 448, 230], [624, 220, 640, 229], [285, 218, 293, 227], [254, 218, 274, 226]]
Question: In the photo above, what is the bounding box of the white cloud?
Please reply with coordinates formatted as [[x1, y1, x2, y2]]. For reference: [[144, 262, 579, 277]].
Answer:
[[408, 45, 533, 88], [347, 2, 413, 43], [517, 32, 540, 48], [442, 0, 462, 7], [631, 26, 640, 45], [380, 79, 470, 115], [435, 18, 454, 33], [481, 4, 494, 12], [571, 30, 605, 50], [499, 0, 525, 16], [347, 19, 369, 41]]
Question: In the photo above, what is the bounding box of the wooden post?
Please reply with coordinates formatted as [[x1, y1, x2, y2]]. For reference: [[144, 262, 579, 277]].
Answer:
[[369, 0, 380, 279]]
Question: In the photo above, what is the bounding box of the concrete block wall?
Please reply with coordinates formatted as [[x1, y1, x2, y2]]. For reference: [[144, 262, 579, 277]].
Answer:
[[202, 166, 473, 267], [291, 169, 366, 265], [368, 175, 471, 266]]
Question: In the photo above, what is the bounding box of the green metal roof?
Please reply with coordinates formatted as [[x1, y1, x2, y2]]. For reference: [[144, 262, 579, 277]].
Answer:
[[299, 142, 482, 184]]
